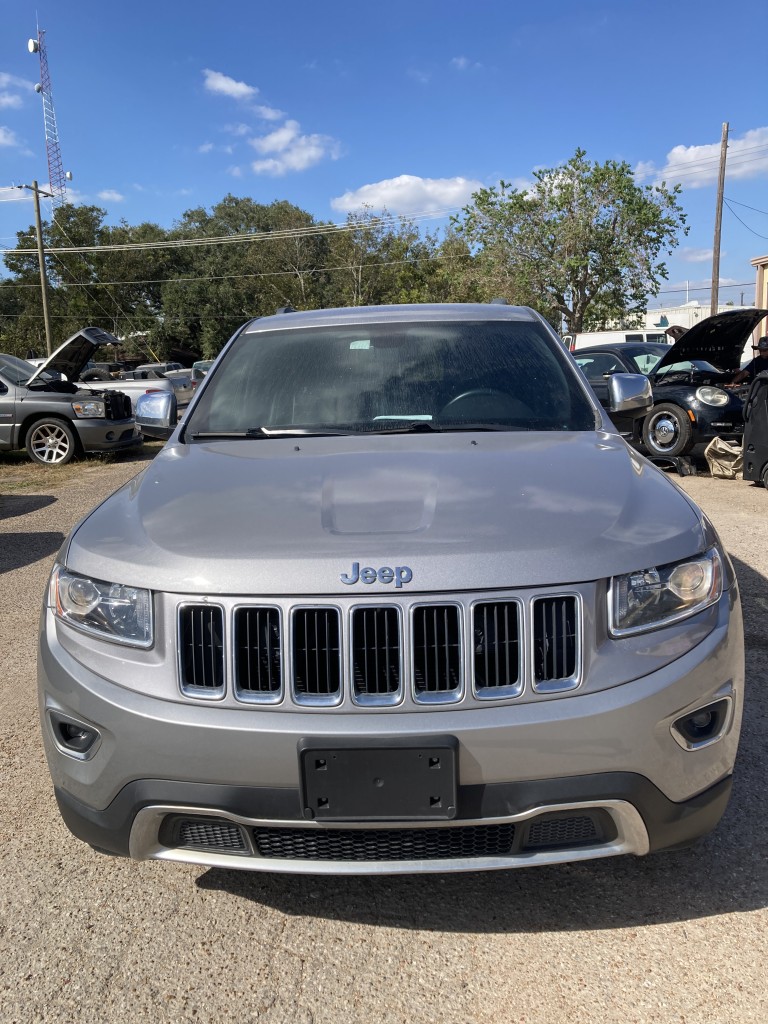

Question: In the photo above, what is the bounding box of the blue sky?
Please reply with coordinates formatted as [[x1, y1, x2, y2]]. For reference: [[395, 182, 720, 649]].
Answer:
[[2, 0, 768, 310]]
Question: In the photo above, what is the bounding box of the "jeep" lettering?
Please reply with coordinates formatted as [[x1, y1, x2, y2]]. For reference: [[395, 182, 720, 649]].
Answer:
[[340, 562, 413, 588]]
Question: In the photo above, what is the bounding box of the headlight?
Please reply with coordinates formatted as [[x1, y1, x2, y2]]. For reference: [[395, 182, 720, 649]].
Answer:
[[71, 399, 106, 418], [51, 565, 153, 647], [609, 548, 723, 636], [695, 386, 729, 407]]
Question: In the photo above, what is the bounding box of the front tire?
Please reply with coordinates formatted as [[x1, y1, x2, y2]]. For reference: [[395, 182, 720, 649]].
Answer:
[[26, 419, 78, 466], [642, 403, 693, 457]]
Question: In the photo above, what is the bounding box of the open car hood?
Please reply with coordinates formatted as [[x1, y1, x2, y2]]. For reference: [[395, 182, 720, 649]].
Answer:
[[26, 326, 120, 385], [654, 308, 768, 372]]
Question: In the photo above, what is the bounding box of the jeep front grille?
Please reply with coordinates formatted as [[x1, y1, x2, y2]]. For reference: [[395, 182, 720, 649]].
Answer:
[[176, 590, 582, 707]]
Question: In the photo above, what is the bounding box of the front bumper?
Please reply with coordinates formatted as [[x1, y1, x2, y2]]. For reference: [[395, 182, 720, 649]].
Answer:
[[72, 419, 142, 454], [38, 588, 743, 873]]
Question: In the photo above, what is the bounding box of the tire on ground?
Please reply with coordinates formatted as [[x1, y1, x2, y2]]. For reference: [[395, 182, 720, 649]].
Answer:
[[641, 403, 694, 457], [25, 418, 79, 466]]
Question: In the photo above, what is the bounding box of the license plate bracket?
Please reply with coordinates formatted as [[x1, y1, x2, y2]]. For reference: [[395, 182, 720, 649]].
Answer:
[[299, 741, 458, 821]]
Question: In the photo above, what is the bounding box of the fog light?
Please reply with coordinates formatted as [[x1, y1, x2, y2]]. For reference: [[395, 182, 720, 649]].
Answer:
[[105, 430, 115, 440], [49, 711, 100, 757], [672, 698, 731, 749]]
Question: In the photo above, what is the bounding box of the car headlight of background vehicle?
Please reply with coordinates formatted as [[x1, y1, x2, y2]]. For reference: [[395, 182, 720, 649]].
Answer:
[[71, 399, 106, 418], [609, 548, 723, 636], [695, 386, 729, 407], [50, 565, 153, 647]]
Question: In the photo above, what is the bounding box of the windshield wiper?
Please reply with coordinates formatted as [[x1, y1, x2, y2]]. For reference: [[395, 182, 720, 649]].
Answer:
[[189, 426, 363, 440]]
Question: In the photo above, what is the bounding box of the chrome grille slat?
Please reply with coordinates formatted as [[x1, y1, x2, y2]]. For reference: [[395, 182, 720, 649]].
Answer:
[[234, 607, 282, 701], [292, 608, 341, 703], [473, 601, 521, 697], [413, 605, 461, 700], [532, 595, 579, 692], [352, 607, 401, 703], [179, 605, 225, 695]]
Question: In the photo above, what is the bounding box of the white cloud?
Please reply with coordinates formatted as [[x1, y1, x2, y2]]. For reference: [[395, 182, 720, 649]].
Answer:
[[254, 104, 284, 122], [198, 142, 214, 154], [251, 120, 300, 154], [0, 93, 22, 109], [228, 165, 243, 178], [450, 56, 482, 71], [250, 119, 340, 175], [202, 69, 257, 100], [97, 190, 125, 202], [225, 123, 251, 136], [679, 247, 714, 264], [331, 174, 483, 216], [646, 127, 768, 188], [0, 126, 20, 147], [407, 68, 431, 85], [0, 72, 34, 91]]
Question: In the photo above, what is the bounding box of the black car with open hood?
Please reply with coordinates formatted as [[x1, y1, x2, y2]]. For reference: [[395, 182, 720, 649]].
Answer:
[[575, 307, 768, 457]]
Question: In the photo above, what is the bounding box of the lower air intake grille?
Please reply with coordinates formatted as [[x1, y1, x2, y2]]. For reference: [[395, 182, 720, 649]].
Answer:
[[253, 824, 516, 861], [523, 815, 601, 850], [177, 818, 247, 852], [179, 605, 225, 694]]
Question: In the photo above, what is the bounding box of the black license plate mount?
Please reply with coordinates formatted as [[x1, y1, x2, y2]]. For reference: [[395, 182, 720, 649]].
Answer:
[[299, 742, 458, 821]]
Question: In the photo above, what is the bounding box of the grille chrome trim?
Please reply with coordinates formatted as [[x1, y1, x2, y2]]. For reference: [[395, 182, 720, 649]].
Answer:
[[471, 599, 523, 699], [531, 593, 582, 693], [350, 605, 403, 706], [233, 606, 283, 704], [411, 603, 463, 704], [130, 799, 650, 874], [291, 606, 343, 706], [178, 603, 225, 698]]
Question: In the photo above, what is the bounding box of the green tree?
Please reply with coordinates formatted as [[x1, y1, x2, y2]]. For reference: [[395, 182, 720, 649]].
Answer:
[[452, 149, 687, 333]]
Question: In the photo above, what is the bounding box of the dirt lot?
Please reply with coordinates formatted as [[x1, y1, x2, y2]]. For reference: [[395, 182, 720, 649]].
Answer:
[[0, 449, 766, 1024]]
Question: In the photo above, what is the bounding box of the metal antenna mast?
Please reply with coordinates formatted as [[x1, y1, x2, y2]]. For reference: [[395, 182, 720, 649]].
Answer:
[[28, 27, 69, 209]]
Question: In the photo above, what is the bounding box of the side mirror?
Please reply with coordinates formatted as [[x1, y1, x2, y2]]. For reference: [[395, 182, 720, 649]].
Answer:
[[136, 391, 178, 439], [608, 373, 652, 418]]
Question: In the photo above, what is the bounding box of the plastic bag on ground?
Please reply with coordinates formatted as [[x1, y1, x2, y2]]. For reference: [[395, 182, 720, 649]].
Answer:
[[704, 437, 743, 479]]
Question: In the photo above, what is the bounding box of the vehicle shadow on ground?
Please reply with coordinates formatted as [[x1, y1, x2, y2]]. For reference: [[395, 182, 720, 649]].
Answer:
[[0, 531, 65, 574], [0, 494, 57, 521], [198, 556, 768, 933]]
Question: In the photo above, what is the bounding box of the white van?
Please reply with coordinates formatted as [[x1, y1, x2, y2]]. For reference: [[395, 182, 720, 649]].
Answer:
[[563, 330, 671, 351]]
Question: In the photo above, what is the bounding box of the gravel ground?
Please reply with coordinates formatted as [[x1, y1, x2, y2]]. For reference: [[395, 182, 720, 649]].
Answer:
[[0, 450, 766, 1024]]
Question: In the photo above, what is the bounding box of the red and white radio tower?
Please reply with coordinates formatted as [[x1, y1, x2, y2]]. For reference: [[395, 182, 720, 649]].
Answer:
[[28, 27, 70, 209]]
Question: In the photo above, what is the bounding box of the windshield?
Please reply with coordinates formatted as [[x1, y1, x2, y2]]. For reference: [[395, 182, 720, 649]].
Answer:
[[186, 319, 598, 437], [0, 354, 37, 386]]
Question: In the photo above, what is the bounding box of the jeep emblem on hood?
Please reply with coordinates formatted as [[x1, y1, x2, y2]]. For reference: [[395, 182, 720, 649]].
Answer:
[[340, 562, 413, 588]]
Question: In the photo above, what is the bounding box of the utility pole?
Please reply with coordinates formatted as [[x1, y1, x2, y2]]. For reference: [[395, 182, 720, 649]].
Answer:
[[710, 121, 729, 317], [17, 180, 54, 355]]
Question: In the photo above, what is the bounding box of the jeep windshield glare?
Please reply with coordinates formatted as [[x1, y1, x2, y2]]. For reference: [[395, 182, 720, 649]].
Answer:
[[185, 319, 598, 437]]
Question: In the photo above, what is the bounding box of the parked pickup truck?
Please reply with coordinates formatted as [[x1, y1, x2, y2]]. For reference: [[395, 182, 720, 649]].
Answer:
[[34, 328, 192, 415], [0, 351, 141, 465]]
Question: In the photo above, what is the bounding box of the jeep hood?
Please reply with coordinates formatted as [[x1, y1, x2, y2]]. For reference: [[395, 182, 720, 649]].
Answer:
[[654, 307, 768, 372], [27, 326, 120, 384], [66, 433, 706, 595]]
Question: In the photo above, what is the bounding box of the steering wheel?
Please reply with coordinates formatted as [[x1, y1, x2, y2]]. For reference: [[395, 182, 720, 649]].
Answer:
[[439, 388, 516, 416]]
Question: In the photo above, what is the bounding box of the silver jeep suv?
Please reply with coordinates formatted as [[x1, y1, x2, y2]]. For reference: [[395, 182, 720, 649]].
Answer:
[[38, 303, 743, 874]]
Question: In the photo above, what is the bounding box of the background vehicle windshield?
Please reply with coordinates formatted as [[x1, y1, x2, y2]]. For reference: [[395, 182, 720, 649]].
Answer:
[[0, 354, 37, 386], [187, 319, 598, 434]]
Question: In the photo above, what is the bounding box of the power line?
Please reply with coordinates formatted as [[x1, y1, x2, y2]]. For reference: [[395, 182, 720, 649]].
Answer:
[[723, 199, 768, 240]]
